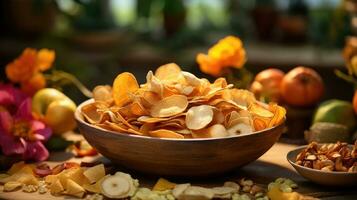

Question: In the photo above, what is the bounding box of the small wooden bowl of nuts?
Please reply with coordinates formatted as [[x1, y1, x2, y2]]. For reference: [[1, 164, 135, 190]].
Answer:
[[287, 141, 357, 186]]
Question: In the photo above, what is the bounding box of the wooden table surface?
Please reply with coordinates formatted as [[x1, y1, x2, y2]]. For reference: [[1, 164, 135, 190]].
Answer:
[[0, 135, 356, 200]]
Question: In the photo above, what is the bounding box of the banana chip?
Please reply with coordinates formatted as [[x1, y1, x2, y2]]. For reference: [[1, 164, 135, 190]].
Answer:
[[82, 63, 285, 139]]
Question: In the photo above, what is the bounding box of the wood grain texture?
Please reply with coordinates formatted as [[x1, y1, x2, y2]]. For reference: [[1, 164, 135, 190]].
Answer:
[[75, 99, 285, 176]]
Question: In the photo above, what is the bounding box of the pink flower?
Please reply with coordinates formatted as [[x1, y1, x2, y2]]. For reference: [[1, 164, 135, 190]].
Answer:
[[0, 84, 52, 161]]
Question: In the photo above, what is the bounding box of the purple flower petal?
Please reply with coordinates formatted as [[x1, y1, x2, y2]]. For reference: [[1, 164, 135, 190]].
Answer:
[[0, 131, 26, 155], [0, 84, 27, 108], [36, 127, 52, 141], [31, 120, 52, 141], [0, 109, 13, 132], [0, 90, 14, 107], [23, 141, 49, 161], [15, 98, 32, 120], [31, 120, 44, 130]]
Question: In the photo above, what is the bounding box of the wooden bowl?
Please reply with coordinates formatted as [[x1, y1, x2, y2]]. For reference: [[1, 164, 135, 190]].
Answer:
[[75, 99, 285, 176], [287, 145, 357, 186]]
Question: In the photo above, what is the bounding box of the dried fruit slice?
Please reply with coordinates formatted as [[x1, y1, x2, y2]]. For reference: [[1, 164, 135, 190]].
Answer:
[[268, 103, 286, 127], [105, 121, 128, 133], [192, 124, 228, 138], [253, 117, 269, 131], [149, 129, 184, 139], [81, 103, 102, 124], [3, 181, 22, 192], [83, 175, 108, 193], [7, 162, 26, 175], [130, 101, 149, 116], [93, 85, 113, 102], [182, 71, 201, 87], [101, 175, 130, 198], [155, 63, 182, 81], [101, 172, 138, 199], [140, 91, 160, 108], [83, 164, 105, 184], [249, 102, 274, 118], [150, 95, 188, 118], [186, 105, 214, 130], [50, 179, 64, 195], [153, 178, 176, 191], [139, 123, 155, 135], [113, 72, 139, 106], [227, 123, 253, 135], [229, 89, 256, 109], [146, 71, 164, 96], [65, 179, 85, 198], [182, 186, 215, 200]]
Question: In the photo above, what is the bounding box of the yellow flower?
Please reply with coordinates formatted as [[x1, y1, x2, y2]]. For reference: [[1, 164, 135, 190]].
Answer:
[[5, 48, 55, 95], [196, 36, 246, 77]]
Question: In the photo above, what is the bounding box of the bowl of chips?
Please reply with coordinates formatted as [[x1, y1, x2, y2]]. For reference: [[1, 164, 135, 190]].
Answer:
[[75, 63, 286, 176]]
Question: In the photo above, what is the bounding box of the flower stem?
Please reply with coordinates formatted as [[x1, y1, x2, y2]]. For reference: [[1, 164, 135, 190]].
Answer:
[[334, 69, 357, 89], [46, 70, 93, 98]]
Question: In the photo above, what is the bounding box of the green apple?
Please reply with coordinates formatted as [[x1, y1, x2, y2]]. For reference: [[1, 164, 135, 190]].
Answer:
[[32, 88, 77, 135]]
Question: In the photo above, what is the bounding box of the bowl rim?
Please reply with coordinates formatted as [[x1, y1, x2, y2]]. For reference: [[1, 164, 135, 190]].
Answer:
[[75, 99, 286, 142], [287, 145, 357, 175]]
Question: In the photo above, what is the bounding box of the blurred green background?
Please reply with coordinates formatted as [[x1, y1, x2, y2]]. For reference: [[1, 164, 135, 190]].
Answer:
[[0, 0, 355, 103]]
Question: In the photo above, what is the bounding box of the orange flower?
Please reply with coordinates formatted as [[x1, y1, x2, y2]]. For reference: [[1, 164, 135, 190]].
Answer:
[[5, 48, 37, 82], [196, 36, 246, 77], [5, 48, 55, 95], [20, 73, 47, 96]]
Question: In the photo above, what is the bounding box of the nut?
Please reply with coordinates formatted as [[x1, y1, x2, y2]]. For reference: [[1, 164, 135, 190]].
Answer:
[[321, 165, 334, 172], [38, 181, 47, 194], [250, 185, 263, 195], [306, 155, 317, 161], [242, 185, 251, 193], [22, 185, 38, 193], [295, 142, 356, 173], [348, 165, 357, 172], [85, 194, 104, 200], [239, 178, 253, 187]]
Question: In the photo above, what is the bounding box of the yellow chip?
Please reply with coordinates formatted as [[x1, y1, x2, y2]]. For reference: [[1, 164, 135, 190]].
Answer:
[[153, 178, 176, 191]]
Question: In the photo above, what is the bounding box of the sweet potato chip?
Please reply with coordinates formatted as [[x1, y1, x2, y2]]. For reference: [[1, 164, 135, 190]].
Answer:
[[149, 129, 184, 139], [146, 71, 164, 96], [155, 63, 182, 81], [249, 102, 274, 118], [81, 103, 102, 124], [182, 71, 201, 87], [84, 63, 286, 139], [93, 85, 113, 103], [253, 117, 269, 131], [268, 103, 286, 127], [113, 72, 139, 106]]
